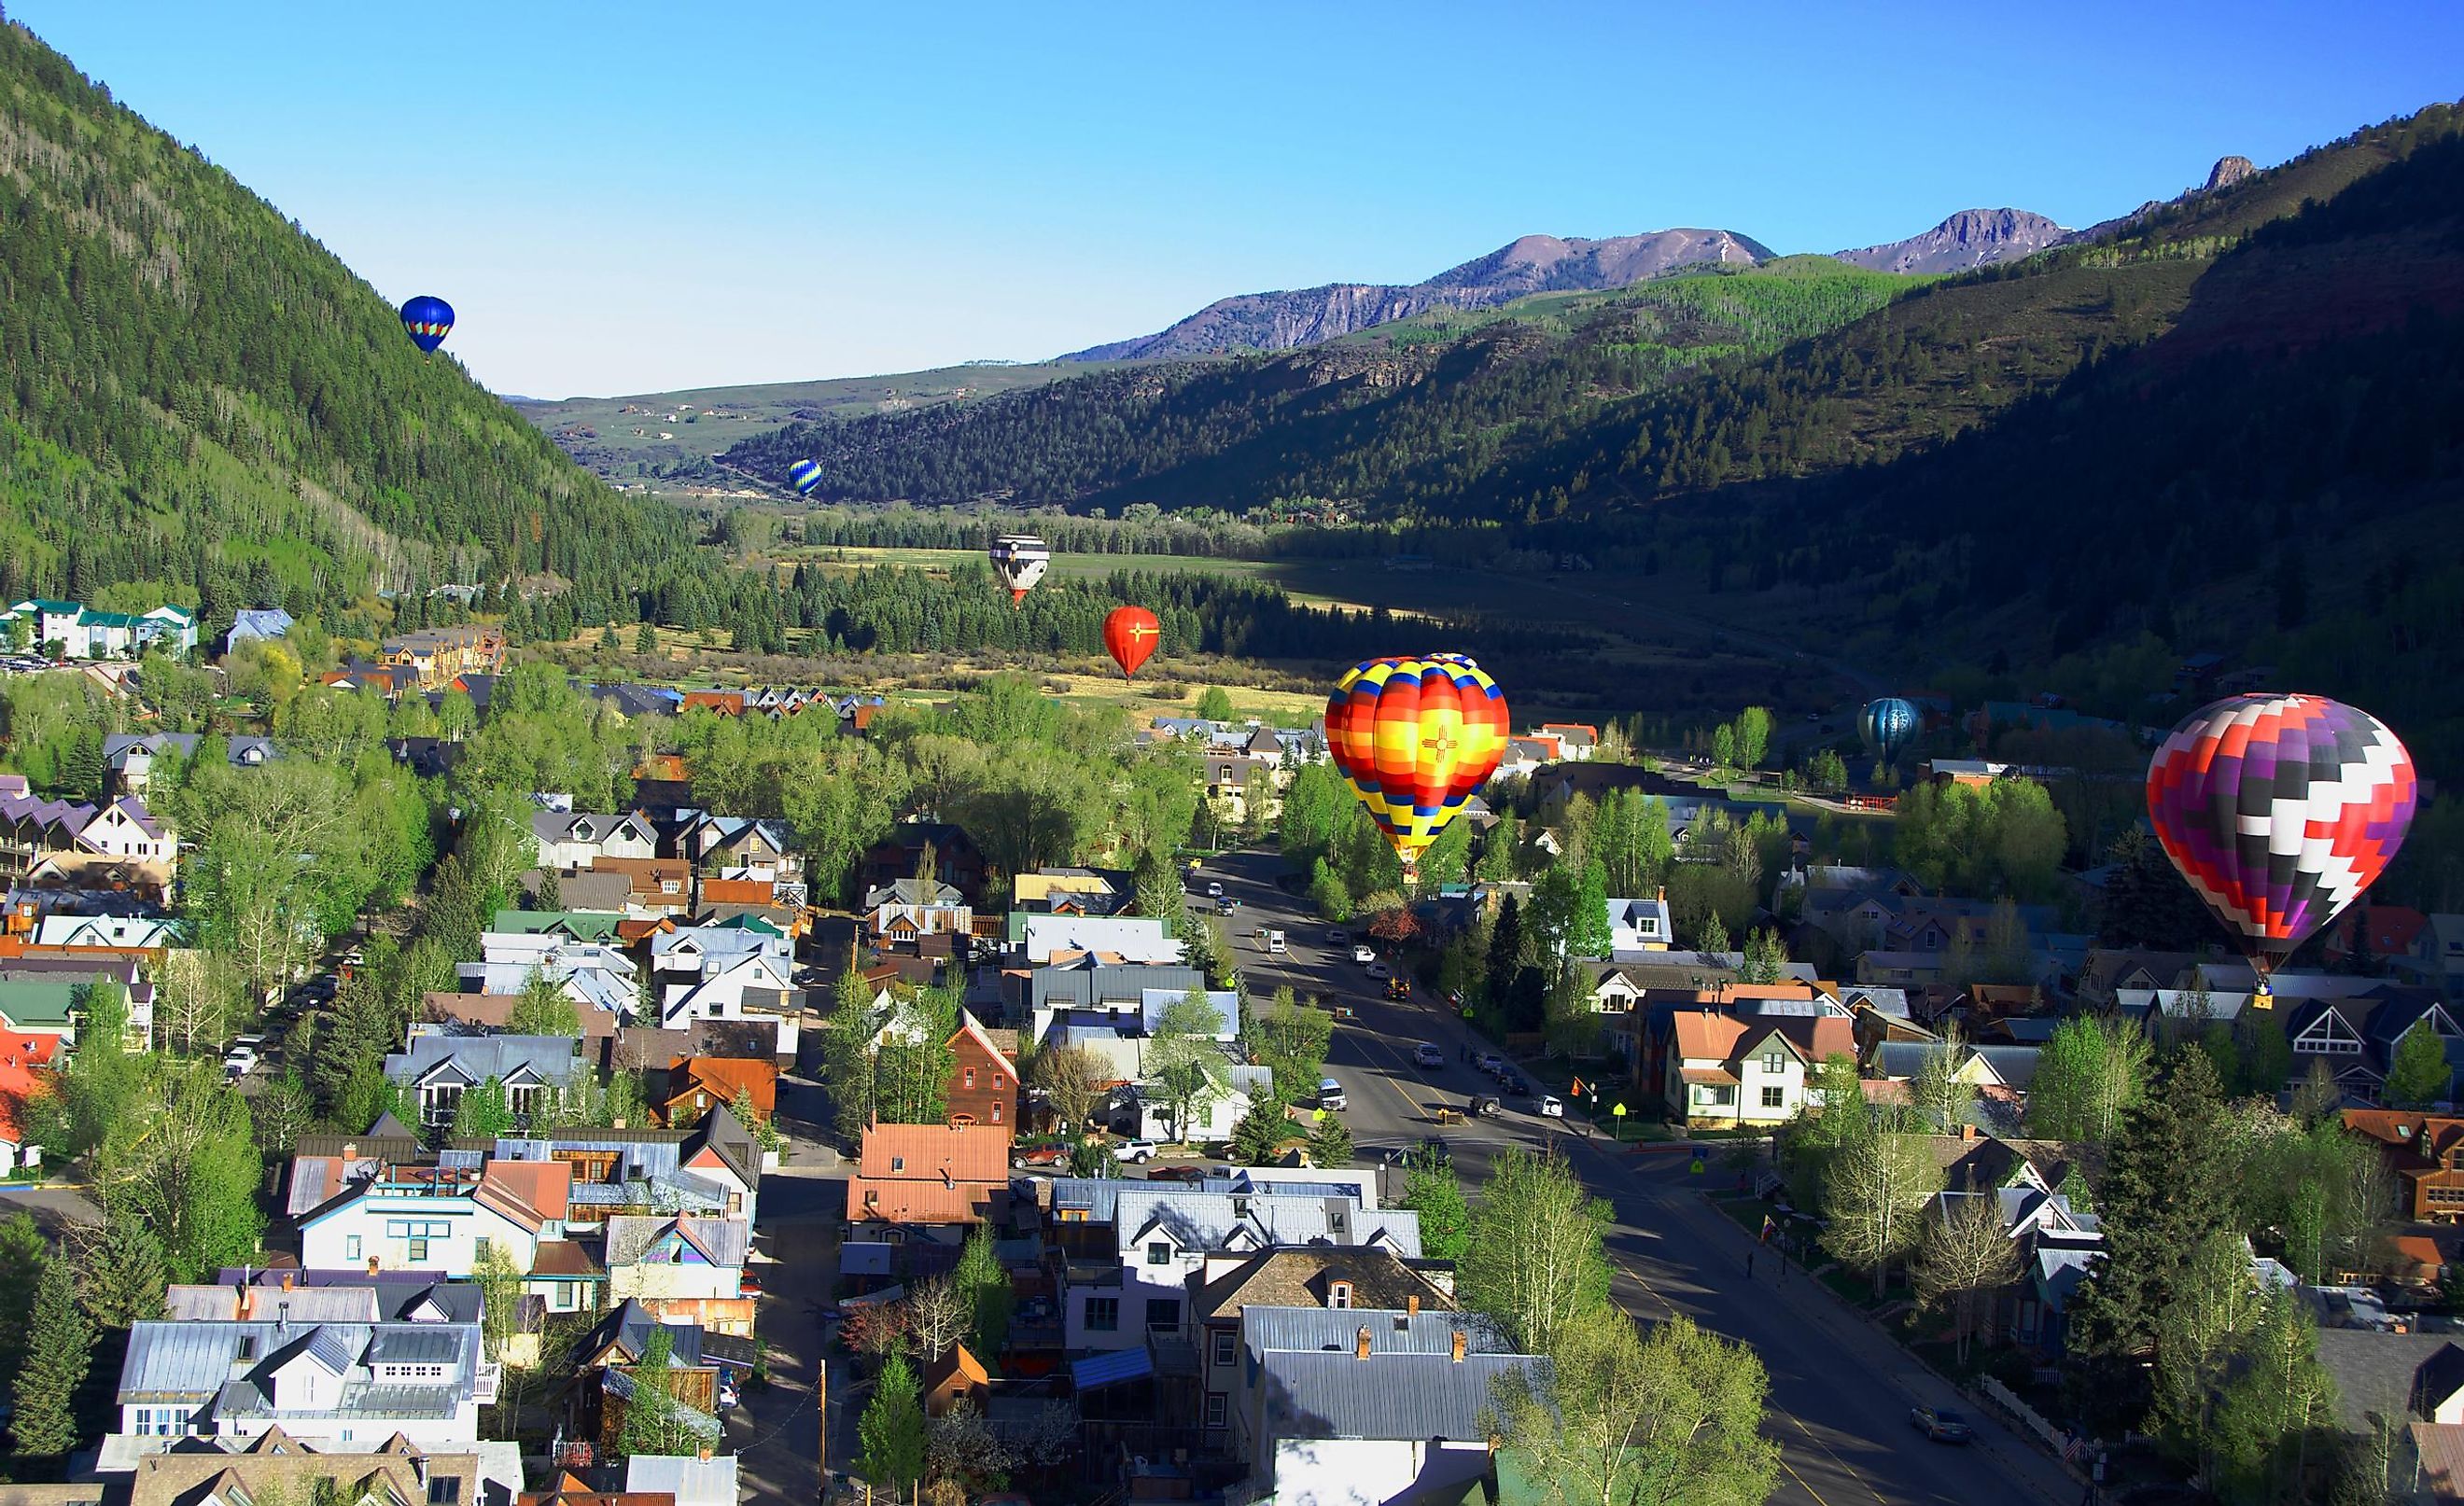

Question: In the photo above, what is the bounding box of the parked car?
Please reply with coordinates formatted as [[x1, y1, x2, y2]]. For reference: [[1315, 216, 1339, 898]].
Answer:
[[1413, 1043, 1445, 1068], [1537, 1094, 1565, 1118], [1500, 1072, 1529, 1095], [1316, 1079, 1347, 1112], [1467, 1095, 1500, 1118], [1351, 944, 1377, 965], [1909, 1404, 1972, 1444], [1111, 1139, 1160, 1164], [1326, 928, 1350, 945], [1015, 1144, 1071, 1167], [1365, 962, 1393, 981], [222, 1045, 259, 1080], [715, 1374, 740, 1411], [1477, 1053, 1505, 1075], [1205, 881, 1225, 898], [1147, 1164, 1209, 1183]]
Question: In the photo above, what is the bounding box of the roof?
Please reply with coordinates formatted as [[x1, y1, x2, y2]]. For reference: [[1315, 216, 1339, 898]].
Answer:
[[1113, 1189, 1421, 1262], [604, 1215, 752, 1270], [2315, 1330, 2464, 1433], [383, 1034, 581, 1089], [922, 1342, 990, 1394], [948, 1011, 1019, 1081], [2411, 1424, 2464, 1504], [1071, 1347, 1154, 1390], [1242, 1306, 1506, 1360], [1195, 1248, 1454, 1321], [856, 1122, 1012, 1183], [422, 991, 621, 1040], [1259, 1348, 1547, 1442], [118, 1319, 484, 1414], [665, 1056, 778, 1118], [623, 1455, 739, 1506], [478, 1158, 573, 1228]]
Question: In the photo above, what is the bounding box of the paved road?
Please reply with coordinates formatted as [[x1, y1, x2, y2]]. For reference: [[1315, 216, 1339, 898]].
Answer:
[[1203, 848, 2084, 1506]]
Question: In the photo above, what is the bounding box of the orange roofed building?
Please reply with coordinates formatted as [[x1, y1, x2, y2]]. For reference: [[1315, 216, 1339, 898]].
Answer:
[[846, 1121, 1012, 1240], [1659, 1008, 1855, 1129], [2345, 1109, 2464, 1224], [660, 1055, 777, 1129]]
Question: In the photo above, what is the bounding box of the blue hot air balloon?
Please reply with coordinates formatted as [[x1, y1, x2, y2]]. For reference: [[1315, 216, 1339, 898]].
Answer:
[[399, 295, 455, 355], [1858, 697, 1920, 762], [787, 459, 823, 495]]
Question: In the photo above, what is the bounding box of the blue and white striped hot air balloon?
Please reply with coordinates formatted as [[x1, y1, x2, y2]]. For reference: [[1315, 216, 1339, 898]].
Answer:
[[1858, 697, 1921, 763], [787, 459, 823, 495]]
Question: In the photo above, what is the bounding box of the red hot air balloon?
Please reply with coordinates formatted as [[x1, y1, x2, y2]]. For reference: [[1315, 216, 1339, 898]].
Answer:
[[1103, 606, 1161, 678], [2146, 693, 2417, 995]]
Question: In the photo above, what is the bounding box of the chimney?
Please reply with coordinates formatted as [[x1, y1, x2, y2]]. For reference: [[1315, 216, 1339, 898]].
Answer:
[[1406, 1294, 1421, 1317], [1354, 1325, 1373, 1361], [697, 1446, 713, 1463], [237, 1286, 256, 1320], [1451, 1329, 1468, 1363], [611, 1117, 627, 1130], [1960, 1123, 1977, 1141], [280, 1272, 295, 1292], [343, 1142, 358, 1161]]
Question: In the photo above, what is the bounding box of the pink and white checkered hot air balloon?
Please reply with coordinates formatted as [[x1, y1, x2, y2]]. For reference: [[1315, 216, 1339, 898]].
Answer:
[[2146, 694, 2417, 984]]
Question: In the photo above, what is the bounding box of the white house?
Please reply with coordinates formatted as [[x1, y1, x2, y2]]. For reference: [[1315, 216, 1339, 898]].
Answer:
[[1021, 914, 1185, 967], [381, 1034, 584, 1127], [1, 600, 196, 660], [604, 1215, 750, 1304], [1249, 1346, 1541, 1506], [293, 1159, 575, 1284], [528, 811, 656, 871], [653, 922, 794, 1028], [465, 937, 639, 1019], [109, 1318, 494, 1455], [863, 877, 972, 940], [1122, 1061, 1274, 1143], [1606, 894, 1673, 957], [1056, 1183, 1421, 1353]]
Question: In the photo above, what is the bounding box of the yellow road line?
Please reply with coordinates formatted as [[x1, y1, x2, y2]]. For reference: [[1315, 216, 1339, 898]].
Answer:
[[1787, 1411, 1889, 1506], [1777, 1456, 1839, 1506]]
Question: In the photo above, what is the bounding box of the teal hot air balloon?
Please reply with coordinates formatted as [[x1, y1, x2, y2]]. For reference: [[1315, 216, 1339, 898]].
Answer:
[[399, 295, 455, 355], [1858, 697, 1920, 762], [786, 459, 823, 495]]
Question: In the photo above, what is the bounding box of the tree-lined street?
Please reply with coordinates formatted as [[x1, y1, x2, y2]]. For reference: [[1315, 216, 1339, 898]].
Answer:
[[1202, 847, 2083, 1506]]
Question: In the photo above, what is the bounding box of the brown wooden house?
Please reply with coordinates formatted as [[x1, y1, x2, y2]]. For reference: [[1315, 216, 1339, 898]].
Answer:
[[945, 1012, 1020, 1130]]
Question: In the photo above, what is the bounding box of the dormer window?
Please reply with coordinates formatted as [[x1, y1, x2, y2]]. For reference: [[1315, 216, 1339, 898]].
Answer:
[[1328, 1281, 1352, 1309], [1763, 1050, 1785, 1075], [1146, 1241, 1171, 1266]]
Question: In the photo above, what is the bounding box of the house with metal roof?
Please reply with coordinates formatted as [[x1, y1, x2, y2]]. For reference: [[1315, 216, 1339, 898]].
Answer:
[[294, 1159, 581, 1299], [107, 1318, 494, 1458], [651, 923, 792, 1034], [528, 812, 655, 872], [1253, 1344, 1547, 1506], [382, 1034, 585, 1127], [1215, 1298, 1513, 1464], [223, 607, 296, 653], [602, 1216, 752, 1333]]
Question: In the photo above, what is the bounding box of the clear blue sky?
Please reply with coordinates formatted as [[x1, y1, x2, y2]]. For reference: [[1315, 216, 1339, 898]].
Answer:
[[14, 1, 2458, 397]]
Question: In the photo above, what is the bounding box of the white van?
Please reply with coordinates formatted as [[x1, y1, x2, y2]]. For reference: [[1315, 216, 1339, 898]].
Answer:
[[1266, 928, 1287, 955], [1317, 1079, 1347, 1112]]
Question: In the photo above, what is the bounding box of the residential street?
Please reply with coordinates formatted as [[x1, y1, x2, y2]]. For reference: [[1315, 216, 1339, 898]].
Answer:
[[1206, 848, 2088, 1506], [727, 1063, 839, 1506]]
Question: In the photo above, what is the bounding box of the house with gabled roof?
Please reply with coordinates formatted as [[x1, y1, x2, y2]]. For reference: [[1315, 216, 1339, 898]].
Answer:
[[603, 1216, 753, 1333], [657, 1055, 777, 1131], [945, 1012, 1018, 1129], [845, 1122, 1011, 1240], [529, 812, 655, 872], [1659, 1007, 1855, 1128], [1250, 1336, 1545, 1506], [865, 877, 971, 941], [382, 1035, 584, 1128], [107, 1318, 495, 1458], [294, 1158, 578, 1285], [678, 814, 798, 883], [120, 1427, 500, 1506]]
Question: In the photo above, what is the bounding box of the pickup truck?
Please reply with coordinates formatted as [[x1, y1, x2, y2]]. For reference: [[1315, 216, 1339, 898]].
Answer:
[[1111, 1139, 1160, 1164]]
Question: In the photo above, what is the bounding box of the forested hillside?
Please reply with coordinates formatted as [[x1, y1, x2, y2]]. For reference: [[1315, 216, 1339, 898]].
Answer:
[[721, 259, 1911, 513], [0, 21, 700, 625]]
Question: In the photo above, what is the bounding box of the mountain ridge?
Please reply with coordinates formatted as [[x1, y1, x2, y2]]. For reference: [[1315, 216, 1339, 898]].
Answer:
[[1060, 228, 1773, 361], [1832, 207, 2073, 274]]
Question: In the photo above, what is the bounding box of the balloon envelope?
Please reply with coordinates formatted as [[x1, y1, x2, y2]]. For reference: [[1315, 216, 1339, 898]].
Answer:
[[787, 459, 823, 495], [1858, 697, 1920, 761], [2146, 693, 2417, 964], [987, 535, 1049, 606], [1104, 606, 1161, 677], [1324, 654, 1510, 869], [399, 295, 455, 355]]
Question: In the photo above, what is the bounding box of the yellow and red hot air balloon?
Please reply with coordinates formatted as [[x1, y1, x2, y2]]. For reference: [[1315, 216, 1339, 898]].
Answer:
[[1323, 653, 1509, 873], [1103, 606, 1161, 678]]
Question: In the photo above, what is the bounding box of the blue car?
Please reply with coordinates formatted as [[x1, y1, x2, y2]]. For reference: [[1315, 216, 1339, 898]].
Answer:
[[1910, 1404, 1972, 1444]]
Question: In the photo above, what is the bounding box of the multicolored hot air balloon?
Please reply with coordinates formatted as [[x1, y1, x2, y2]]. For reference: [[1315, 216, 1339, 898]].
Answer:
[[1324, 654, 1510, 872], [987, 535, 1049, 607], [787, 459, 823, 495], [399, 295, 455, 355], [2147, 693, 2417, 983], [1858, 697, 1920, 763], [1103, 606, 1161, 678]]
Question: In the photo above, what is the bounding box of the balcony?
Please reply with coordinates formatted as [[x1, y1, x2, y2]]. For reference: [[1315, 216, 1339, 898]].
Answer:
[[472, 1360, 502, 1404]]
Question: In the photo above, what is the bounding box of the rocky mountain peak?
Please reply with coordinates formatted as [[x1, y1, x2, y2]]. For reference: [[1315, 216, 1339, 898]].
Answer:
[[1831, 207, 2071, 275], [2204, 155, 2256, 192]]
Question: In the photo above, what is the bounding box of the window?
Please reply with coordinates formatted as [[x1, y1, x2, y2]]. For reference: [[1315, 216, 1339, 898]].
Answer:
[[429, 1481, 462, 1506], [1762, 1050, 1785, 1075], [993, 1075, 1006, 1092], [1205, 1393, 1228, 1429], [1212, 1331, 1237, 1367], [345, 1235, 362, 1261], [964, 1067, 976, 1089], [475, 1237, 492, 1261], [1146, 1241, 1171, 1266], [1761, 1085, 1785, 1109], [1328, 1281, 1351, 1310], [1085, 1298, 1119, 1332], [1713, 1086, 1736, 1107], [1144, 1298, 1182, 1332], [409, 1238, 430, 1262], [991, 1100, 1003, 1123]]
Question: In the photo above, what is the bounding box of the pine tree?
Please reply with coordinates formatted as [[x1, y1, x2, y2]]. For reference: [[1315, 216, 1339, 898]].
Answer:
[[13, 1259, 92, 1457], [1399, 1149, 1470, 1262], [0, 1212, 47, 1385], [953, 1225, 1013, 1364], [858, 1354, 927, 1492], [75, 1206, 171, 1330], [1307, 1114, 1352, 1168]]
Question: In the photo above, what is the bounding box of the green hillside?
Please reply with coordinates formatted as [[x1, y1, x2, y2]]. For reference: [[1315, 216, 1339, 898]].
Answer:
[[512, 360, 1150, 497], [0, 21, 700, 628], [717, 258, 1913, 512]]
